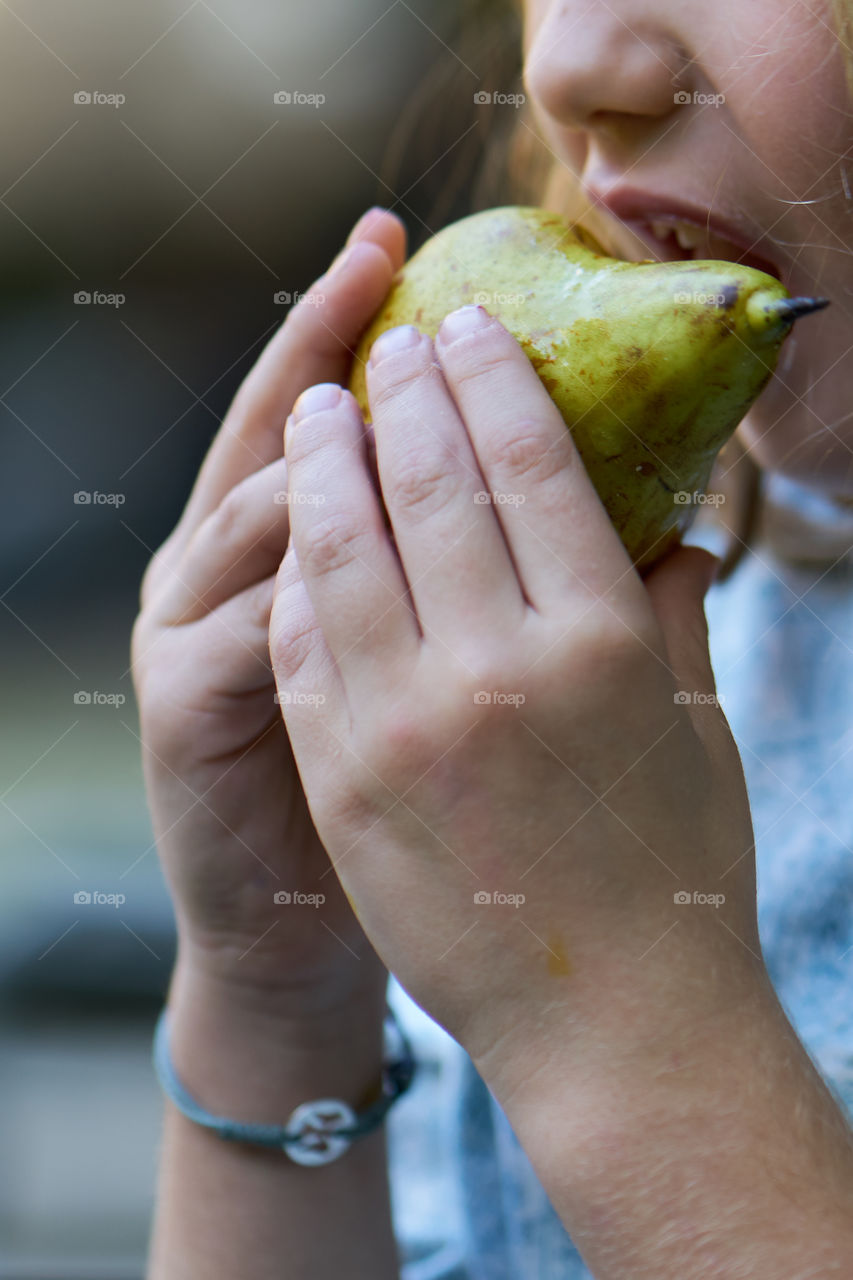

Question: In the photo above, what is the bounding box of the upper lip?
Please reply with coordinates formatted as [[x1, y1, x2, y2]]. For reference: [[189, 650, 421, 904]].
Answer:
[[583, 184, 784, 281]]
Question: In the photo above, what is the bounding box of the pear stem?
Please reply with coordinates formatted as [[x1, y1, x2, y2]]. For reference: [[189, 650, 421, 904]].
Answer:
[[772, 296, 831, 321], [745, 291, 830, 338]]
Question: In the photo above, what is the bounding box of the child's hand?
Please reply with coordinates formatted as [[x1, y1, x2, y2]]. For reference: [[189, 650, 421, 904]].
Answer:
[[269, 305, 764, 1085], [131, 208, 406, 1025]]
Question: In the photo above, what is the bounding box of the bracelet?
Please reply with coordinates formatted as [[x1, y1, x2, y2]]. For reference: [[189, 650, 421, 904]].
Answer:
[[152, 1002, 416, 1166]]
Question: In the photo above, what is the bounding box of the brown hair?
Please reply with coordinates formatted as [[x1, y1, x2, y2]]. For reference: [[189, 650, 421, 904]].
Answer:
[[379, 0, 853, 581]]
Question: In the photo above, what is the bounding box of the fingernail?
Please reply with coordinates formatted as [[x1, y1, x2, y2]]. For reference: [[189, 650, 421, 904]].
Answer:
[[438, 305, 491, 343], [291, 383, 343, 422], [348, 206, 386, 242], [327, 245, 354, 277], [369, 325, 422, 365]]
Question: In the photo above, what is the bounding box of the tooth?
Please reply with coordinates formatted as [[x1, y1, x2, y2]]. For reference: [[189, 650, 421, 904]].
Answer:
[[649, 220, 671, 242], [674, 223, 705, 251]]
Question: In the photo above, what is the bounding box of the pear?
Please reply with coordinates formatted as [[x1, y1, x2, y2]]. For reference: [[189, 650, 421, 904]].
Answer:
[[350, 206, 827, 569]]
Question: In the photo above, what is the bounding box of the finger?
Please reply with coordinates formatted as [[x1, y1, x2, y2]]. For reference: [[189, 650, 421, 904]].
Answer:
[[140, 573, 326, 766], [269, 542, 350, 749], [643, 544, 721, 705], [345, 203, 407, 263], [179, 231, 399, 536], [283, 383, 419, 691], [148, 457, 291, 626], [156, 575, 279, 714], [365, 325, 525, 645], [148, 210, 407, 588], [434, 306, 644, 616]]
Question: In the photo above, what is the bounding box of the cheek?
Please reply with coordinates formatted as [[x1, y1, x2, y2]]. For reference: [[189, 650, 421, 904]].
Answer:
[[718, 13, 853, 491], [724, 13, 849, 195]]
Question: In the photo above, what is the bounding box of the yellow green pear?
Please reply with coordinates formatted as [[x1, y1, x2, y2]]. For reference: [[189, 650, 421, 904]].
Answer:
[[350, 206, 827, 569]]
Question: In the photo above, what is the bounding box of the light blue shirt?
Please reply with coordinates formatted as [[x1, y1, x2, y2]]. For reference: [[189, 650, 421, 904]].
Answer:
[[391, 474, 853, 1279]]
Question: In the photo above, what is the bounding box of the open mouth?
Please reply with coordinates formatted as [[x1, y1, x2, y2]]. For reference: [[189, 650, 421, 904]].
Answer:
[[624, 216, 784, 284]]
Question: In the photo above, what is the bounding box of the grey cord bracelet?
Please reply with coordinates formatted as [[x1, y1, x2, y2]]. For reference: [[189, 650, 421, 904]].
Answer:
[[153, 1004, 416, 1166]]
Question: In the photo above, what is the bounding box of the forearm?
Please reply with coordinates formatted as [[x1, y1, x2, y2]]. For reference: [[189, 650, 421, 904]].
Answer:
[[147, 960, 399, 1280], [486, 966, 853, 1278]]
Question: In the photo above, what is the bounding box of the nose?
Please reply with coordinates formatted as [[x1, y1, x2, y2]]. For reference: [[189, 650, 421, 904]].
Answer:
[[523, 1, 688, 129]]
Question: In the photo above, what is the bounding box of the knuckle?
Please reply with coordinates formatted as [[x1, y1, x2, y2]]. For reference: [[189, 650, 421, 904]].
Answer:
[[599, 622, 650, 671], [129, 636, 187, 755], [608, 608, 663, 662], [471, 656, 513, 695], [465, 662, 520, 712], [242, 576, 275, 637], [285, 427, 325, 473], [443, 335, 511, 388], [209, 482, 250, 546], [386, 452, 460, 521], [274, 287, 358, 376], [129, 612, 151, 682], [139, 532, 177, 609], [269, 610, 323, 683], [489, 422, 576, 489], [365, 705, 432, 783], [368, 354, 439, 413], [296, 512, 364, 579], [564, 607, 661, 675], [285, 416, 337, 470], [274, 545, 302, 599], [139, 558, 161, 611]]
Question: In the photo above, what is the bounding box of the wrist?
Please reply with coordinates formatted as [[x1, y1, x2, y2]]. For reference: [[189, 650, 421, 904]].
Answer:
[[164, 957, 389, 1125], [171, 926, 389, 1024], [477, 967, 853, 1277], [473, 923, 774, 1122]]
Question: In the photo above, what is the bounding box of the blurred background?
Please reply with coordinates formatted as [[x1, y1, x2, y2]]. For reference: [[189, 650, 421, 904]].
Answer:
[[0, 1, 524, 1274]]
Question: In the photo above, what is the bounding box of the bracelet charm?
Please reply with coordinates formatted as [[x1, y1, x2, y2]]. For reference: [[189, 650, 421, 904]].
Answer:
[[285, 1099, 357, 1166]]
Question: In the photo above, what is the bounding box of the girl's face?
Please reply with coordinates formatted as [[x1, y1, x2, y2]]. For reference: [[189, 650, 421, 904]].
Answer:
[[521, 0, 853, 497]]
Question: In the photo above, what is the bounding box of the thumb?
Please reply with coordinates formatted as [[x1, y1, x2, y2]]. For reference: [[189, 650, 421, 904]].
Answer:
[[642, 544, 720, 704]]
